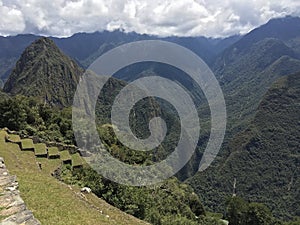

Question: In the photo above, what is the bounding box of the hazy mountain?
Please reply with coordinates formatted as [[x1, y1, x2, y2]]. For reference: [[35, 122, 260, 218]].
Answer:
[[3, 37, 83, 107], [229, 16, 300, 56], [0, 30, 240, 86]]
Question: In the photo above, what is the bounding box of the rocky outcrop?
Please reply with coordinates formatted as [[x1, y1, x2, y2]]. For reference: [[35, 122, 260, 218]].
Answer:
[[0, 157, 40, 225]]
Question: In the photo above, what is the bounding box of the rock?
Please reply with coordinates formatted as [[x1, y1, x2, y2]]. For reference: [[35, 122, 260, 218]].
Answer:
[[0, 158, 41, 224], [80, 187, 92, 193], [2, 210, 40, 225], [0, 175, 16, 186]]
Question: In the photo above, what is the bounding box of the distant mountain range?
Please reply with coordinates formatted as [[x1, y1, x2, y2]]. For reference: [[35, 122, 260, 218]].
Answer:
[[0, 30, 240, 86]]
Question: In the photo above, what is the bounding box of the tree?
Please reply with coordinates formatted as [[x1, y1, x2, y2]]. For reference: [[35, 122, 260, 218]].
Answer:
[[246, 203, 274, 225], [226, 197, 248, 225]]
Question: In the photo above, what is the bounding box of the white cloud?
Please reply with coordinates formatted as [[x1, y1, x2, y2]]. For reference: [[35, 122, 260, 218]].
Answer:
[[0, 0, 300, 37], [0, 0, 25, 35]]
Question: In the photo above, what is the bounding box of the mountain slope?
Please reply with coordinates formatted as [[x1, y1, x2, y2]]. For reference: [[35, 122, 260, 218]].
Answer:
[[231, 16, 300, 56], [213, 17, 300, 133], [0, 130, 149, 225], [3, 37, 83, 107], [0, 34, 39, 85], [0, 90, 8, 100], [189, 72, 300, 220]]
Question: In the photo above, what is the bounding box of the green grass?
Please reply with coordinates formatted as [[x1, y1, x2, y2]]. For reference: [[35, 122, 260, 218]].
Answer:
[[60, 150, 71, 162], [6, 134, 21, 143], [21, 139, 34, 150], [71, 153, 83, 168], [34, 143, 47, 157], [0, 141, 149, 225], [48, 147, 59, 158], [0, 130, 6, 143]]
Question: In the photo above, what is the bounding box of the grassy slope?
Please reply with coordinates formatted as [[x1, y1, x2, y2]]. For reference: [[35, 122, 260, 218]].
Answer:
[[0, 131, 149, 225]]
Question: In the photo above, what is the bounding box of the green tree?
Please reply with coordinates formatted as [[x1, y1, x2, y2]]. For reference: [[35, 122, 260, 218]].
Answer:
[[246, 202, 274, 225], [226, 197, 248, 225]]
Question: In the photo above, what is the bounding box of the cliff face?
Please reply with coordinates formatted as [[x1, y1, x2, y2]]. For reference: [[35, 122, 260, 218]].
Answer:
[[0, 156, 40, 225]]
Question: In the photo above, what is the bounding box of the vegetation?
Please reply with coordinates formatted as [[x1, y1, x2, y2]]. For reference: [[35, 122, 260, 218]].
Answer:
[[60, 150, 71, 162], [0, 137, 150, 225], [0, 90, 9, 99], [225, 197, 283, 225], [71, 153, 84, 167], [3, 38, 83, 107], [0, 95, 74, 143], [6, 134, 21, 143], [21, 138, 34, 150], [34, 143, 47, 156], [189, 72, 300, 221], [58, 165, 226, 225], [48, 147, 59, 158]]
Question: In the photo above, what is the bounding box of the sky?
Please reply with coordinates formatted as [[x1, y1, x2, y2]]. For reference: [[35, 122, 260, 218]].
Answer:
[[0, 0, 300, 38]]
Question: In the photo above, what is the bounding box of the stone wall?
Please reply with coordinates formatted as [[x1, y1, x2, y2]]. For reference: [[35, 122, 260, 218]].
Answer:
[[0, 157, 40, 225]]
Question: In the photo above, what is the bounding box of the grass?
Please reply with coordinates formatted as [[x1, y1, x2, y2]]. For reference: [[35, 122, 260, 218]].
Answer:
[[0, 130, 6, 143], [6, 134, 21, 143], [60, 150, 71, 162], [48, 147, 60, 159], [34, 143, 47, 157], [21, 139, 34, 150], [0, 139, 149, 225], [71, 153, 83, 168]]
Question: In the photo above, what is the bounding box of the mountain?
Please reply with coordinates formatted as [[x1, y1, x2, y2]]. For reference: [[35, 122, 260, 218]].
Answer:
[[213, 16, 300, 133], [0, 90, 8, 100], [52, 31, 240, 68], [188, 71, 300, 220], [3, 37, 83, 107], [0, 31, 240, 85], [229, 16, 300, 56], [186, 17, 300, 221], [0, 34, 39, 85], [111, 16, 300, 179]]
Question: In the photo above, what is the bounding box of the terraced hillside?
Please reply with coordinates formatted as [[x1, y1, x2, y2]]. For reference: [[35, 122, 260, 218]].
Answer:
[[0, 129, 149, 225]]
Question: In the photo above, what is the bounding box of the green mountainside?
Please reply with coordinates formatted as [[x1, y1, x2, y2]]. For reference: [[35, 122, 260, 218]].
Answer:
[[0, 34, 38, 85], [214, 37, 300, 133], [189, 72, 300, 221], [3, 37, 83, 107]]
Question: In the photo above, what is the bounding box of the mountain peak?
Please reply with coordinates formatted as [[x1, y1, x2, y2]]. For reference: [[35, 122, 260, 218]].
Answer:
[[33, 36, 54, 45], [20, 37, 61, 60], [3, 37, 83, 106]]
